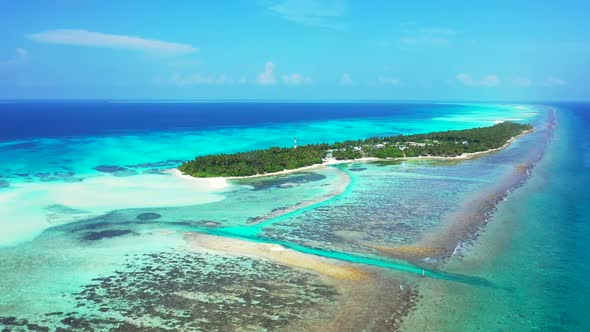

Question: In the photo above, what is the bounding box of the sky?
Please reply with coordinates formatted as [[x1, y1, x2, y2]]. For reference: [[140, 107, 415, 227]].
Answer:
[[0, 0, 589, 101]]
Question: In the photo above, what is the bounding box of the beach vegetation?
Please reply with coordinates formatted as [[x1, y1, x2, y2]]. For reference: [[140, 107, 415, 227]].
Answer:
[[179, 122, 532, 177]]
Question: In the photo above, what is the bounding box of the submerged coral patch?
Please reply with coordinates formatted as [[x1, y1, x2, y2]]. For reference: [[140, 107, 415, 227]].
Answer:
[[70, 221, 112, 232], [242, 173, 327, 191], [81, 230, 134, 241], [143, 168, 167, 175], [93, 165, 127, 173], [126, 160, 184, 169], [0, 141, 39, 151], [111, 169, 138, 177], [191, 220, 221, 227], [0, 251, 339, 331], [136, 212, 162, 220]]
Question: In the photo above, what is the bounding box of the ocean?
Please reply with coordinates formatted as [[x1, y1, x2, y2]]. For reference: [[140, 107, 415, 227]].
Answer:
[[0, 101, 587, 331], [402, 103, 590, 331]]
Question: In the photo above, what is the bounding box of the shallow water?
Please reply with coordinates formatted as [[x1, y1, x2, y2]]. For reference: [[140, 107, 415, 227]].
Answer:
[[0, 102, 537, 248], [259, 120, 549, 258], [401, 104, 590, 331], [1, 101, 567, 331]]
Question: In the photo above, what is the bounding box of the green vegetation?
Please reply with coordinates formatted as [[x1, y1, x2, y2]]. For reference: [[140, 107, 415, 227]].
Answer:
[[179, 121, 532, 177]]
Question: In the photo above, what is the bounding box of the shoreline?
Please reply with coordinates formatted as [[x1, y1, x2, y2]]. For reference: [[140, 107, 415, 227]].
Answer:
[[399, 109, 558, 331], [185, 232, 414, 331], [185, 232, 369, 280], [246, 166, 351, 225], [365, 127, 540, 264], [165, 168, 230, 189], [168, 126, 539, 329], [173, 129, 533, 181]]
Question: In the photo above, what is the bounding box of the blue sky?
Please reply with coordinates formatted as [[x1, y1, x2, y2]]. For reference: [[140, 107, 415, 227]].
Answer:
[[0, 0, 588, 100]]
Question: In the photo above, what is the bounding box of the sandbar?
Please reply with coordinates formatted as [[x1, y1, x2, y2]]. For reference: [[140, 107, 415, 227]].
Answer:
[[185, 232, 368, 281]]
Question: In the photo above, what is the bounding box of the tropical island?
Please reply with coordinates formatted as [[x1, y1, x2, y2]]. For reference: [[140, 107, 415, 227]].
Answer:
[[178, 121, 532, 178]]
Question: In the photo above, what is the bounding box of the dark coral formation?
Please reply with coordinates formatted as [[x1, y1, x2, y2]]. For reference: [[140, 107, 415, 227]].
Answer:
[[241, 173, 327, 191], [81, 230, 134, 241], [93, 165, 137, 177], [0, 251, 338, 331], [136, 212, 162, 221], [93, 165, 127, 173]]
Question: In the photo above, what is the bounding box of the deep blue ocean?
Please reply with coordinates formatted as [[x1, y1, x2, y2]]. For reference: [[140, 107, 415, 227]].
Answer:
[[0, 101, 536, 182], [0, 101, 479, 140]]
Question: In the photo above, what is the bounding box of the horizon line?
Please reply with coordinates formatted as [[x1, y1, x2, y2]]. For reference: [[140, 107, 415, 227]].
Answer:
[[0, 98, 588, 104]]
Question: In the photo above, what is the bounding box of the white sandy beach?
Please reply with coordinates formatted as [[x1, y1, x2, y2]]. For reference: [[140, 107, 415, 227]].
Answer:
[[0, 173, 226, 247], [185, 232, 368, 280], [165, 168, 230, 189], [172, 128, 533, 181]]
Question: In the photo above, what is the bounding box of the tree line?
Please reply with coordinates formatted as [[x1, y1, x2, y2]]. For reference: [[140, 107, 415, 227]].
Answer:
[[178, 121, 532, 177]]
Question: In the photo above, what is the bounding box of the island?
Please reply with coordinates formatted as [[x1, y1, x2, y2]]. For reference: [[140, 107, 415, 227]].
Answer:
[[178, 121, 533, 178]]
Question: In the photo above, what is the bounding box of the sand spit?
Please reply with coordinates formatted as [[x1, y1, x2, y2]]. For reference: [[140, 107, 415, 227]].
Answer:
[[185, 233, 368, 281], [185, 232, 418, 331], [246, 167, 351, 225], [166, 168, 229, 189], [173, 124, 539, 330]]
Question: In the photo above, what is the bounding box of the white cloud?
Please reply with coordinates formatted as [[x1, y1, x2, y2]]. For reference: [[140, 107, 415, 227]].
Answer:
[[0, 48, 30, 66], [399, 37, 419, 45], [282, 73, 312, 85], [257, 61, 277, 85], [340, 73, 353, 85], [456, 73, 500, 87], [542, 76, 566, 87], [171, 73, 231, 86], [266, 0, 348, 29], [375, 39, 393, 48], [155, 72, 249, 86], [377, 76, 401, 86], [510, 77, 532, 87], [163, 62, 309, 87], [15, 48, 29, 59], [399, 26, 457, 47], [27, 29, 197, 55], [167, 58, 202, 68]]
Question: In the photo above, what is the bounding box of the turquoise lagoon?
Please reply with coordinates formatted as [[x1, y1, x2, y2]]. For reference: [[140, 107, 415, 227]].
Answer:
[[1, 102, 586, 331]]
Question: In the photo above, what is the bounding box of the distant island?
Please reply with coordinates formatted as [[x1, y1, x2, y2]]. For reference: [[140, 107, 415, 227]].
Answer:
[[178, 122, 532, 178]]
